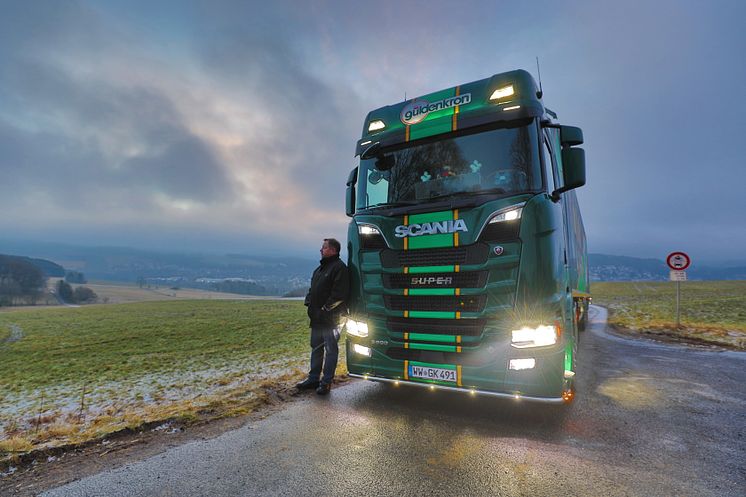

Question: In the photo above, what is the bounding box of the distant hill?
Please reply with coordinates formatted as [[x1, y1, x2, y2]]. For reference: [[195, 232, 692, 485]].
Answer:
[[28, 257, 66, 277], [3, 241, 744, 291], [0, 242, 315, 296], [589, 253, 746, 281], [0, 253, 64, 277]]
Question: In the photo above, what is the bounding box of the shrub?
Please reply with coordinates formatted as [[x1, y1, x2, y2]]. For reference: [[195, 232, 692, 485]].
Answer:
[[73, 286, 97, 304]]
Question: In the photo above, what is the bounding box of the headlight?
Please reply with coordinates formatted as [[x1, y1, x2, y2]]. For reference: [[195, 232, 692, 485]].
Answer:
[[488, 206, 523, 224], [511, 324, 558, 348], [358, 224, 381, 235], [346, 319, 369, 337]]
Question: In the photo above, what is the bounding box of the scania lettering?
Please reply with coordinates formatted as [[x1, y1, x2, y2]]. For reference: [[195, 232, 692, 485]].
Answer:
[[394, 219, 468, 238], [344, 69, 589, 404]]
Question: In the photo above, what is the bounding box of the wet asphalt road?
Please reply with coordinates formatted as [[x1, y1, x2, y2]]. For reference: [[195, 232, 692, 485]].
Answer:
[[43, 306, 746, 497]]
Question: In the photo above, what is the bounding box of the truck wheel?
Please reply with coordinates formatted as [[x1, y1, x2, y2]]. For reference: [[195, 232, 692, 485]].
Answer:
[[576, 299, 588, 332]]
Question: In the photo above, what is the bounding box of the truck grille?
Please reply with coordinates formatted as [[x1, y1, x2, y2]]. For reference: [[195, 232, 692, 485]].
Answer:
[[380, 243, 489, 268], [383, 271, 488, 289], [385, 348, 484, 366], [387, 317, 485, 336], [384, 295, 487, 312]]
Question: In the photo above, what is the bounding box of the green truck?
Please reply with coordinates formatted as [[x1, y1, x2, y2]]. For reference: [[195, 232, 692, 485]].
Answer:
[[343, 69, 589, 403]]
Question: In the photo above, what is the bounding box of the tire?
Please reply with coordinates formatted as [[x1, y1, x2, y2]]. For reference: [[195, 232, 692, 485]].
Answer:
[[576, 299, 588, 332]]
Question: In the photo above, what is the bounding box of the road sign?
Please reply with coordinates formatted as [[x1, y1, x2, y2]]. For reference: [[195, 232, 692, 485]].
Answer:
[[666, 252, 691, 271], [666, 252, 691, 328]]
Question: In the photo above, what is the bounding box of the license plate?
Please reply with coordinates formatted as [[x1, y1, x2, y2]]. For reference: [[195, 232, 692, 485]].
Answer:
[[409, 365, 457, 383]]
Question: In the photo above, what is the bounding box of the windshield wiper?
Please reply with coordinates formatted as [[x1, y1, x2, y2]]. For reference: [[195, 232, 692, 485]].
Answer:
[[428, 187, 508, 201], [366, 201, 417, 210]]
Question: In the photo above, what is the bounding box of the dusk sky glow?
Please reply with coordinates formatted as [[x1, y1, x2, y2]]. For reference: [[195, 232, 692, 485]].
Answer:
[[1, 0, 744, 262]]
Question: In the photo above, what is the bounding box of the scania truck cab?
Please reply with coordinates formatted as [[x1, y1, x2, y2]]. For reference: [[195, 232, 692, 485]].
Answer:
[[344, 69, 589, 403]]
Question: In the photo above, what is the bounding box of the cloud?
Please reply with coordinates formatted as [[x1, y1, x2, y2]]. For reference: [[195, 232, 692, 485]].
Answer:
[[0, 1, 358, 250], [1, 0, 745, 260]]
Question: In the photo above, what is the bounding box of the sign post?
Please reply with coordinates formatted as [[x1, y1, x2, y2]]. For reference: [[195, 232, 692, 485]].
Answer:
[[666, 252, 691, 328]]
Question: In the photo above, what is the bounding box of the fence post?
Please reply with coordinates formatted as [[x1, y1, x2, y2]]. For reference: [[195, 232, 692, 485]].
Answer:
[[79, 382, 87, 422], [36, 391, 45, 433]]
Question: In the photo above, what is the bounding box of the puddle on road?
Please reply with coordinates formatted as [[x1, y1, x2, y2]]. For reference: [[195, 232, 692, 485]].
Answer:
[[597, 375, 734, 409], [597, 376, 662, 409]]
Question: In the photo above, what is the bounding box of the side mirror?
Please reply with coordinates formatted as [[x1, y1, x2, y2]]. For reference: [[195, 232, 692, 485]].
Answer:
[[560, 125, 583, 146], [557, 148, 586, 194], [345, 167, 358, 217]]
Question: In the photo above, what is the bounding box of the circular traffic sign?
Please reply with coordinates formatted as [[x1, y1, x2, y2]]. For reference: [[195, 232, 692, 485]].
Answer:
[[666, 252, 691, 271]]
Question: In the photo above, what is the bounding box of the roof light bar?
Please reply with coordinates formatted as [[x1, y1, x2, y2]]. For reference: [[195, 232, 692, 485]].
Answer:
[[490, 85, 514, 101], [368, 120, 386, 132]]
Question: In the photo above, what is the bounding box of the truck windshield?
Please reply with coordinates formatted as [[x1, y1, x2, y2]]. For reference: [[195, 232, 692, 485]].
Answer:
[[356, 123, 541, 210]]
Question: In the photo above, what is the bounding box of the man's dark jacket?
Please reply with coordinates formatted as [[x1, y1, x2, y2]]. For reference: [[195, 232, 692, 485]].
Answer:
[[305, 254, 349, 328]]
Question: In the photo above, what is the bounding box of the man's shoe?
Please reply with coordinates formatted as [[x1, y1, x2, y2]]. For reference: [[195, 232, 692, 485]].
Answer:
[[296, 378, 320, 390], [316, 383, 331, 395]]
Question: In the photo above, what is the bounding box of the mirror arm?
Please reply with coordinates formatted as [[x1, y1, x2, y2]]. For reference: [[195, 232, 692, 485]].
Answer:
[[360, 141, 381, 160], [550, 186, 570, 202]]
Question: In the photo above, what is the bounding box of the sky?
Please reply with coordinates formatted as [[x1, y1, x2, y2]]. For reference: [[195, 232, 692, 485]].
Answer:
[[1, 0, 744, 263]]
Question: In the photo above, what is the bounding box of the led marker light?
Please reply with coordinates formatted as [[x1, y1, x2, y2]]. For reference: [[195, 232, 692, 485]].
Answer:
[[358, 225, 381, 235], [488, 206, 523, 224]]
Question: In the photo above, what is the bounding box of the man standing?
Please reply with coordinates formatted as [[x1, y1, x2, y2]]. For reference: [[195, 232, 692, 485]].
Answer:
[[297, 238, 349, 395]]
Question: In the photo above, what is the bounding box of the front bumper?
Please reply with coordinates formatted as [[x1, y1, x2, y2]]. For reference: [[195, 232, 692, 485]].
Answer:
[[348, 372, 567, 403], [346, 338, 572, 401]]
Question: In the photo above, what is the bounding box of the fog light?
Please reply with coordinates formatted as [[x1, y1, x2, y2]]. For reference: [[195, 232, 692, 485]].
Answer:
[[353, 344, 371, 356], [509, 358, 536, 370]]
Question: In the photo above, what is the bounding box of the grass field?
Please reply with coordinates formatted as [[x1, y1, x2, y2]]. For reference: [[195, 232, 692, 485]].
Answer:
[[2, 281, 743, 463], [80, 281, 270, 304], [591, 280, 746, 348], [0, 299, 333, 463], [0, 280, 266, 313]]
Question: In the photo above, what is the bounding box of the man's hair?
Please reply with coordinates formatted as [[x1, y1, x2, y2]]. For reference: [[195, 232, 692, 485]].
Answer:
[[324, 238, 341, 254]]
